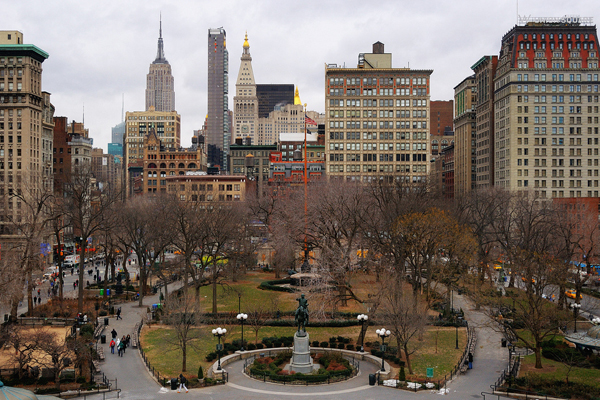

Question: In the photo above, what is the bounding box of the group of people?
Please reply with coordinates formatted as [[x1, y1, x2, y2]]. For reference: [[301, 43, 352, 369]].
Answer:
[[109, 329, 131, 357]]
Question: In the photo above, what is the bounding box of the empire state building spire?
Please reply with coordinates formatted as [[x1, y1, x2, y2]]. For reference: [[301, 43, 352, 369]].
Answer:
[[154, 15, 168, 64], [146, 15, 175, 111]]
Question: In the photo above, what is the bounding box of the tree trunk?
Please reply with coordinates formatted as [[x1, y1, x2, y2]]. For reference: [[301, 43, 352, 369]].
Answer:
[[404, 344, 413, 375], [534, 346, 543, 369], [78, 245, 86, 314], [212, 263, 218, 314], [182, 344, 187, 372], [27, 270, 34, 316]]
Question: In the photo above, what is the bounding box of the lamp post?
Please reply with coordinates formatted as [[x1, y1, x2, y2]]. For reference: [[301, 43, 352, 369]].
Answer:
[[236, 313, 247, 351], [357, 314, 368, 352], [212, 327, 227, 370], [376, 328, 391, 372], [456, 316, 462, 349], [570, 302, 581, 333]]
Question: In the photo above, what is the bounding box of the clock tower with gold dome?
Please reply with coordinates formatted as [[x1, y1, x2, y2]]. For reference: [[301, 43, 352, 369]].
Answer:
[[233, 33, 259, 145]]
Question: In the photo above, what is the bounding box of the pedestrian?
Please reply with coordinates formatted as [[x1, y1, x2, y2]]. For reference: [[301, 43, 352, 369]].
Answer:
[[117, 340, 125, 357], [468, 352, 474, 369], [116, 307, 122, 320], [33, 296, 37, 306], [73, 282, 76, 290], [37, 288, 41, 296], [121, 336, 127, 353], [177, 374, 188, 393], [47, 288, 51, 297], [125, 334, 131, 348], [111, 329, 118, 339], [109, 339, 116, 354]]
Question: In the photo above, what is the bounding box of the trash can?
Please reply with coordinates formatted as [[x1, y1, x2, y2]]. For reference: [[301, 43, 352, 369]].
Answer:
[[170, 378, 178, 390], [100, 334, 106, 344], [104, 317, 109, 326], [369, 373, 376, 386], [501, 338, 507, 347]]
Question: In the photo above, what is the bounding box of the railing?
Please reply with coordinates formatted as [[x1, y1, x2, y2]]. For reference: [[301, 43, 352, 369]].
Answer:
[[484, 387, 569, 400], [490, 351, 521, 391], [58, 387, 121, 400], [375, 320, 475, 392]]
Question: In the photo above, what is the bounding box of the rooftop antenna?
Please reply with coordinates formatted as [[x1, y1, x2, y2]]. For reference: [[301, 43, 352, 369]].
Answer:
[[517, 0, 519, 24], [82, 103, 85, 126]]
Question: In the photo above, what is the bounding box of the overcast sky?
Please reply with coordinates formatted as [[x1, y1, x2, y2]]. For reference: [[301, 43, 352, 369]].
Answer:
[[6, 0, 600, 151]]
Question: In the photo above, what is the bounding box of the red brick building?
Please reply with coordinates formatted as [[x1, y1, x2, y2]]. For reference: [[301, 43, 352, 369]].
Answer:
[[430, 100, 454, 157]]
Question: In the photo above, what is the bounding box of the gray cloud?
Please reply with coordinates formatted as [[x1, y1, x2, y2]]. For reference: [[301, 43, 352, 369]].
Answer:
[[7, 0, 600, 150]]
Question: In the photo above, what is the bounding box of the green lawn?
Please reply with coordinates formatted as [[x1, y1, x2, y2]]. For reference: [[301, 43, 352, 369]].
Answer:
[[140, 324, 467, 380], [520, 354, 600, 389]]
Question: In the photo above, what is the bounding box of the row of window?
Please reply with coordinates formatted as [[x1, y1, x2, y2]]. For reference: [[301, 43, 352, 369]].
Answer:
[[329, 99, 426, 107], [175, 193, 241, 202], [329, 110, 428, 118], [329, 142, 428, 151], [329, 88, 428, 96], [329, 121, 428, 129], [329, 77, 428, 86]]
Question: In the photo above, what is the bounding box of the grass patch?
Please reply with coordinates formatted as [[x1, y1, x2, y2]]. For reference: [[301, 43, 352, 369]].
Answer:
[[520, 354, 600, 388], [140, 324, 467, 380]]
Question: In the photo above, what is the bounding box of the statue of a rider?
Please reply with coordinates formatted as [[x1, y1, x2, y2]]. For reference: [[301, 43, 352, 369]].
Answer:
[[295, 294, 309, 336]]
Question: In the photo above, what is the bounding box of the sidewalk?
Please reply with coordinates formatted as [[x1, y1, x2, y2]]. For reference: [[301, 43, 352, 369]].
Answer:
[[94, 280, 182, 398]]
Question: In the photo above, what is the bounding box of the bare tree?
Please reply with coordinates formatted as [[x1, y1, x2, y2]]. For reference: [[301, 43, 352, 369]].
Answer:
[[162, 293, 204, 372], [245, 303, 270, 344], [5, 185, 55, 318], [303, 181, 370, 307], [481, 193, 570, 369], [33, 328, 88, 389], [61, 165, 119, 314], [7, 326, 38, 379], [379, 277, 428, 375]]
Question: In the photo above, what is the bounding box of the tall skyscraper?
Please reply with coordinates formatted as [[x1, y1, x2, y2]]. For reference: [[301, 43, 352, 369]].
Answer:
[[453, 75, 476, 196], [233, 33, 258, 144], [0, 31, 55, 236], [145, 18, 175, 112], [325, 42, 432, 182], [491, 19, 600, 198], [207, 27, 229, 169]]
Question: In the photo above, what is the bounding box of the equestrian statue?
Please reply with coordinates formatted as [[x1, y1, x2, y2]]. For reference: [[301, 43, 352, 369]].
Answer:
[[295, 294, 309, 336]]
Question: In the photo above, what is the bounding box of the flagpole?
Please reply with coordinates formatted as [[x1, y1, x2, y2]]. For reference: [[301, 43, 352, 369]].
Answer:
[[303, 105, 309, 271]]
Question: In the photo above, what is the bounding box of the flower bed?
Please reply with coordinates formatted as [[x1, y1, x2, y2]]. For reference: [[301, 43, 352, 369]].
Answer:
[[247, 351, 356, 384]]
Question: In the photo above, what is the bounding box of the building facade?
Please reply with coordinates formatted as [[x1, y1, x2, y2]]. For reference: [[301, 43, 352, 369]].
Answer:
[[166, 174, 246, 203], [124, 109, 180, 195], [0, 30, 54, 242], [145, 20, 175, 112], [229, 141, 276, 196], [325, 42, 432, 182], [233, 34, 258, 145], [472, 55, 498, 189], [91, 148, 122, 192], [256, 84, 294, 118], [453, 75, 477, 196], [493, 21, 600, 198], [207, 28, 229, 169], [142, 131, 206, 194], [430, 100, 454, 157]]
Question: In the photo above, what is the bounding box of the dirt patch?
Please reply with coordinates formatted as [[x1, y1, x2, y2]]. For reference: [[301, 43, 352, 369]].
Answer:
[[519, 361, 558, 375]]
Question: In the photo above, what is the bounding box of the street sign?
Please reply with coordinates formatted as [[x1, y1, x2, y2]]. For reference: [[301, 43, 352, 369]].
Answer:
[[426, 368, 434, 378]]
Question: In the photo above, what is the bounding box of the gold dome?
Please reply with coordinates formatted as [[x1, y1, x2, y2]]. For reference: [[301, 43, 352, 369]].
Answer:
[[294, 87, 301, 105], [243, 32, 249, 49]]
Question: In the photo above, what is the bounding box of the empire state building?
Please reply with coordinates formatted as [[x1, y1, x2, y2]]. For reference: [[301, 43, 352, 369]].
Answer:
[[145, 18, 175, 112]]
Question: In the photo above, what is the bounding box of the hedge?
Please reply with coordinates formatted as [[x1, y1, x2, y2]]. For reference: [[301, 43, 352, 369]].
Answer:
[[258, 279, 295, 293]]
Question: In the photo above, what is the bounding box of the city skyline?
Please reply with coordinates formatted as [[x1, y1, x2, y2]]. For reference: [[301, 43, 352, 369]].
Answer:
[[5, 0, 600, 151]]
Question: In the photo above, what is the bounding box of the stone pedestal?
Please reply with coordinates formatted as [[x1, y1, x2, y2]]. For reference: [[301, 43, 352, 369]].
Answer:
[[286, 331, 318, 373]]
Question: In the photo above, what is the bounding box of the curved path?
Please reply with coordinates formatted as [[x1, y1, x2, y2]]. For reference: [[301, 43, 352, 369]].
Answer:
[[84, 286, 507, 400]]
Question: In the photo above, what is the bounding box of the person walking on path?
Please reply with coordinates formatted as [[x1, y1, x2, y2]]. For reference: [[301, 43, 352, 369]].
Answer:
[[109, 339, 116, 354], [111, 329, 118, 339], [121, 336, 127, 354], [116, 307, 122, 320], [177, 374, 188, 393], [116, 338, 122, 356]]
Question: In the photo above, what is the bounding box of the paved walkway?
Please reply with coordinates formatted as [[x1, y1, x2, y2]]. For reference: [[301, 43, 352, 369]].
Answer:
[[83, 286, 507, 399]]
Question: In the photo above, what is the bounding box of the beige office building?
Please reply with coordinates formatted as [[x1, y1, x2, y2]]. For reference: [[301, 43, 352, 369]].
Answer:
[[453, 75, 476, 196], [325, 42, 432, 182], [493, 22, 600, 198], [0, 31, 55, 239], [124, 109, 180, 194]]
